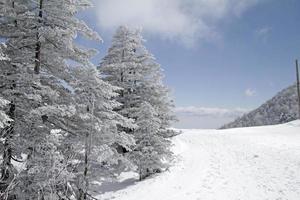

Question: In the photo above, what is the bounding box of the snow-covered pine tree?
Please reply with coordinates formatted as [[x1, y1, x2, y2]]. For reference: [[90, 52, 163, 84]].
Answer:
[[135, 46, 179, 139], [129, 102, 172, 180], [0, 0, 105, 199], [67, 66, 135, 199], [100, 26, 141, 121], [99, 26, 178, 179]]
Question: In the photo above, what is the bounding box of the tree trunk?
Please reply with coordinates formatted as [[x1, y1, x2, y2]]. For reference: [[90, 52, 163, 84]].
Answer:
[[82, 131, 89, 200], [34, 0, 43, 74], [83, 105, 91, 200]]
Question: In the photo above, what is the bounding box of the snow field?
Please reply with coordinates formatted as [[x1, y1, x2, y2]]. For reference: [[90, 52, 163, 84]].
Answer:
[[97, 121, 300, 200]]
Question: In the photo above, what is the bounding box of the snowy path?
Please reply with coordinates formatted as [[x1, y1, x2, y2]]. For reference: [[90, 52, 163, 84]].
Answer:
[[97, 121, 300, 200]]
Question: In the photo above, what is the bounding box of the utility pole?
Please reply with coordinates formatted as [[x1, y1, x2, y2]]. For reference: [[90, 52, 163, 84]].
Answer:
[[296, 60, 300, 119]]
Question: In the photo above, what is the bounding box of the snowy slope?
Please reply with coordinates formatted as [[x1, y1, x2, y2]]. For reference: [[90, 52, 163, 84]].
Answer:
[[222, 84, 298, 129], [96, 121, 300, 200]]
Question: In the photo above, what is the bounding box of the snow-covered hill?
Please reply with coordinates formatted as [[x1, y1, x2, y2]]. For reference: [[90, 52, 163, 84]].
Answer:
[[96, 121, 300, 200], [221, 84, 298, 129]]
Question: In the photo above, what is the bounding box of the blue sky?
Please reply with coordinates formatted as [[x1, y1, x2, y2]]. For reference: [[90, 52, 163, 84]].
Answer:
[[77, 0, 300, 128]]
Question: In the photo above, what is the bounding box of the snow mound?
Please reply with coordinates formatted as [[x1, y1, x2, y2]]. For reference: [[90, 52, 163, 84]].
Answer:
[[97, 121, 300, 200]]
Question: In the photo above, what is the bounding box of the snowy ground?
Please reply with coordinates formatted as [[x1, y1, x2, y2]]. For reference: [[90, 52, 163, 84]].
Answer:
[[96, 120, 300, 200]]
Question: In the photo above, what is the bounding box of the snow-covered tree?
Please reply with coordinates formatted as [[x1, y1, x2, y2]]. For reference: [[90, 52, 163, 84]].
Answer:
[[0, 0, 104, 199], [100, 26, 142, 120], [67, 66, 135, 199], [129, 102, 172, 180], [100, 26, 178, 137], [99, 26, 178, 179], [135, 49, 179, 139]]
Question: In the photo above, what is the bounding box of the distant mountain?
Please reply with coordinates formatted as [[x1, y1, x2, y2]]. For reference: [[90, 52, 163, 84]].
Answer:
[[221, 84, 299, 129]]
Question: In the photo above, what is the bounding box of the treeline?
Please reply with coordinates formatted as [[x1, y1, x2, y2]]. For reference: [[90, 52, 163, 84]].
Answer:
[[0, 1, 178, 199]]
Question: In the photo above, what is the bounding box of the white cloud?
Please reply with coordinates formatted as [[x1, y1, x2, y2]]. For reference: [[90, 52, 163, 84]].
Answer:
[[245, 88, 257, 97], [174, 106, 249, 129], [175, 106, 248, 118], [255, 26, 272, 42], [93, 0, 266, 46]]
